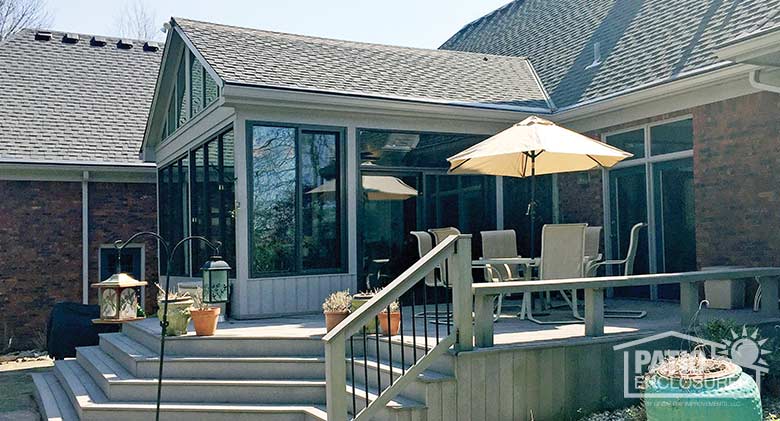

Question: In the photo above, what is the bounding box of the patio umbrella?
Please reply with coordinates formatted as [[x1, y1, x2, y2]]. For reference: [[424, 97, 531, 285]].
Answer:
[[447, 116, 632, 256], [307, 175, 418, 201]]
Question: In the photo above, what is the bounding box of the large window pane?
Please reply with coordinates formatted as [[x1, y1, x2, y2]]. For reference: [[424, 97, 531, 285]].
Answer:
[[190, 147, 207, 274], [190, 52, 204, 116], [176, 52, 188, 127], [158, 156, 189, 276], [503, 175, 554, 257], [252, 126, 297, 274], [606, 128, 644, 159], [300, 131, 341, 270], [650, 119, 692, 156]]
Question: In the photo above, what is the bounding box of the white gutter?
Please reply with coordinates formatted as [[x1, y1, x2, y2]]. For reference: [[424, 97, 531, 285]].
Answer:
[[749, 69, 780, 93], [82, 171, 89, 304]]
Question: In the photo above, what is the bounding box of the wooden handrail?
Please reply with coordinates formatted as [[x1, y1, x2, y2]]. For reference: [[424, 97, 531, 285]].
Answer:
[[324, 234, 474, 420], [472, 267, 780, 347], [323, 234, 463, 342], [473, 267, 780, 295]]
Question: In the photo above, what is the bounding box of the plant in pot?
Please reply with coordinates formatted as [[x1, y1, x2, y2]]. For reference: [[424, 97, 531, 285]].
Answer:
[[378, 300, 401, 336], [189, 287, 220, 336], [323, 290, 352, 333], [352, 288, 379, 334], [155, 284, 193, 337]]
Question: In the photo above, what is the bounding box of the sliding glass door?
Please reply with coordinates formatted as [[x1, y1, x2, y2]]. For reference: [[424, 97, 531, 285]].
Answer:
[[604, 117, 696, 300]]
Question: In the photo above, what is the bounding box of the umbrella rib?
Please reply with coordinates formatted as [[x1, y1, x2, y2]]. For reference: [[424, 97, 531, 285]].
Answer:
[[586, 154, 606, 169], [449, 158, 471, 173]]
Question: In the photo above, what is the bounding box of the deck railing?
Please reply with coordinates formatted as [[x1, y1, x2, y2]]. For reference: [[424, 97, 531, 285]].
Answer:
[[472, 267, 780, 347], [323, 234, 474, 421]]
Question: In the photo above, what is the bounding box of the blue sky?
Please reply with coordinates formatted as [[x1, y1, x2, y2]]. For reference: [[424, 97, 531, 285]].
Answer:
[[46, 0, 510, 48]]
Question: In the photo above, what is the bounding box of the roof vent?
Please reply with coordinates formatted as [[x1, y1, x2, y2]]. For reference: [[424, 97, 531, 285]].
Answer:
[[143, 42, 159, 52], [90, 36, 107, 46], [117, 39, 134, 49], [585, 42, 602, 69], [34, 31, 51, 41], [62, 33, 79, 44]]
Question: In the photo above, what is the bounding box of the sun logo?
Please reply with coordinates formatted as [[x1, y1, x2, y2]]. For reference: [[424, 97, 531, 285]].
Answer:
[[716, 326, 772, 370]]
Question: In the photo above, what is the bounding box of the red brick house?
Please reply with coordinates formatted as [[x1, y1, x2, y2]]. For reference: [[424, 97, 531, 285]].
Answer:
[[0, 30, 161, 350]]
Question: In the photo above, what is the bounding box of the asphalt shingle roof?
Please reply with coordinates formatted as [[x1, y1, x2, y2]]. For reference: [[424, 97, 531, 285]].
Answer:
[[173, 17, 551, 111], [0, 29, 161, 165], [440, 0, 780, 109]]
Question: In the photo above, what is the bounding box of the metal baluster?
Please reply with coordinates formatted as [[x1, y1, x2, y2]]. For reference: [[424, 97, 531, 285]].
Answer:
[[386, 306, 393, 385], [350, 335, 356, 416], [446, 265, 452, 335], [399, 299, 405, 375], [362, 326, 369, 408], [434, 269, 441, 342], [375, 315, 382, 394], [411, 289, 418, 363], [422, 284, 429, 350]]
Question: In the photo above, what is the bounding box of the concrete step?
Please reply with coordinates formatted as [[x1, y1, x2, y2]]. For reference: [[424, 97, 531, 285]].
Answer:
[[100, 332, 326, 379], [31, 372, 79, 421], [347, 381, 427, 421], [123, 322, 324, 357], [73, 349, 327, 404], [52, 358, 327, 421], [348, 356, 454, 403]]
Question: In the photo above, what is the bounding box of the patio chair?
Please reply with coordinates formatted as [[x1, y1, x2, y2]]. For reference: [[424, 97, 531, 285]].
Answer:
[[534, 223, 588, 324], [480, 230, 526, 321], [410, 231, 451, 320], [587, 222, 647, 318], [584, 226, 603, 276]]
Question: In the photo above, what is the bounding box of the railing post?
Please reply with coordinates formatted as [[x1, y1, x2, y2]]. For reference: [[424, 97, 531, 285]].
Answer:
[[679, 281, 700, 330], [452, 235, 474, 352], [584, 287, 604, 337], [758, 276, 780, 318], [325, 333, 347, 420], [473, 294, 494, 347]]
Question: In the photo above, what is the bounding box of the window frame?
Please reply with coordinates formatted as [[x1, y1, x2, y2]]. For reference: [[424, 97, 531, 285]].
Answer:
[[246, 121, 348, 278]]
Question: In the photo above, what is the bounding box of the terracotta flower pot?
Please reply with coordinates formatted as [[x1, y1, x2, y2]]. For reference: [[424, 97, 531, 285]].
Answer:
[[190, 307, 221, 336], [378, 311, 401, 336], [324, 311, 350, 332]]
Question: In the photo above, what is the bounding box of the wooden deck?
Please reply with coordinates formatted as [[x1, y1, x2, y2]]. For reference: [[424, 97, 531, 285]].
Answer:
[[141, 297, 775, 348]]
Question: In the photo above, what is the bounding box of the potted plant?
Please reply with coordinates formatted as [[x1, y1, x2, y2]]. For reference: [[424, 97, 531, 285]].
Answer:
[[352, 289, 378, 334], [155, 284, 193, 337], [323, 290, 352, 332], [378, 300, 401, 336], [189, 287, 220, 336]]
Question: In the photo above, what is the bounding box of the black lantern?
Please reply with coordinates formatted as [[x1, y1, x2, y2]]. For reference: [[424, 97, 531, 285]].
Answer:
[[201, 256, 230, 303]]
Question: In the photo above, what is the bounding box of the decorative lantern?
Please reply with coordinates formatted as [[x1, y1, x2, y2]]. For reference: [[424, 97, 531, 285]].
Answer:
[[201, 256, 231, 303], [91, 273, 147, 323]]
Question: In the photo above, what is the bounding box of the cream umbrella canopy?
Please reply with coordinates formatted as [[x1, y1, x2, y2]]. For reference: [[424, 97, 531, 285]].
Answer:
[[447, 116, 632, 256]]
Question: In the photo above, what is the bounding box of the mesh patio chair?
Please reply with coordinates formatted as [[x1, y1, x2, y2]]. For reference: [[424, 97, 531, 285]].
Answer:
[[479, 230, 528, 321], [584, 226, 603, 276], [587, 222, 647, 318], [410, 231, 451, 320], [535, 223, 588, 324]]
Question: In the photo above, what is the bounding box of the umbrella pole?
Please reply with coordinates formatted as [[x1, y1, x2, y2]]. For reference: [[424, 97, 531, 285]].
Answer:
[[529, 155, 537, 258]]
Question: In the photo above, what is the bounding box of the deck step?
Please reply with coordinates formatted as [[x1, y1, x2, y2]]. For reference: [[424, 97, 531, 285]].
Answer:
[[349, 356, 454, 403], [123, 322, 325, 357], [31, 372, 79, 421], [52, 358, 326, 421], [347, 381, 427, 421], [72, 350, 327, 404], [100, 332, 326, 379]]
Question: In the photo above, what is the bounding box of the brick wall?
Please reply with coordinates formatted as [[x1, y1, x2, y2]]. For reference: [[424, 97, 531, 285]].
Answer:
[[693, 92, 780, 267], [0, 179, 157, 351], [0, 181, 82, 350], [88, 182, 158, 313]]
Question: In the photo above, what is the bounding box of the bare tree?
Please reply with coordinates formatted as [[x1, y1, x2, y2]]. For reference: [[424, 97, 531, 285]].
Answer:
[[113, 0, 161, 41], [0, 0, 52, 42]]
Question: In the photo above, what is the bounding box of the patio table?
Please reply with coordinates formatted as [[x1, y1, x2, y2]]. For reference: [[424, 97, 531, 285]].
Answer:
[[472, 257, 543, 321]]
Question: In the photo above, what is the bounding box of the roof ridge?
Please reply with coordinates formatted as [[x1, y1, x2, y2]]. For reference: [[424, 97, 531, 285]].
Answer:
[[13, 27, 160, 45], [439, 0, 522, 49], [172, 16, 529, 61]]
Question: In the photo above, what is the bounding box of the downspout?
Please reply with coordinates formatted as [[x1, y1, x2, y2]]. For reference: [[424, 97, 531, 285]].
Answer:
[[749, 69, 780, 94], [82, 171, 89, 304]]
